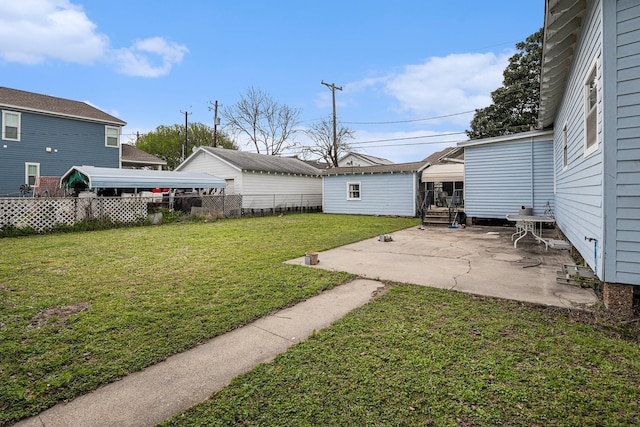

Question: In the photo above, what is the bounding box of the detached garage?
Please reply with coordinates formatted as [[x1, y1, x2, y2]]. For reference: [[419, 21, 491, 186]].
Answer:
[[459, 130, 554, 220]]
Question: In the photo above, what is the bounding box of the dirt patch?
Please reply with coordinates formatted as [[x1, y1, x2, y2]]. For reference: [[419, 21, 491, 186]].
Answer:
[[28, 302, 91, 330]]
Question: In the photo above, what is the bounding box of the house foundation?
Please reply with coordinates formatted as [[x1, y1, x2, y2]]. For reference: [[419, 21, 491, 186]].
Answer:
[[603, 282, 634, 319]]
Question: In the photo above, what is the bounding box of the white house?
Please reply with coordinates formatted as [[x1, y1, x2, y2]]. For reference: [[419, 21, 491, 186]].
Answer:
[[337, 152, 394, 167], [176, 147, 323, 211]]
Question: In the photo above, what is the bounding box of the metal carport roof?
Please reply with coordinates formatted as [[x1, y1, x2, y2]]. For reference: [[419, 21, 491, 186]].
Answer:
[[60, 166, 226, 190]]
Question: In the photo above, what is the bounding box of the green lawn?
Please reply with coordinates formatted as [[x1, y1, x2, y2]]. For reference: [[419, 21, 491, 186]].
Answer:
[[0, 213, 418, 425], [162, 286, 640, 427]]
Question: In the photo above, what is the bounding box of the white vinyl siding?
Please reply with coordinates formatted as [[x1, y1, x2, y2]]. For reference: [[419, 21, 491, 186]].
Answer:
[[2, 110, 21, 141], [105, 126, 119, 147]]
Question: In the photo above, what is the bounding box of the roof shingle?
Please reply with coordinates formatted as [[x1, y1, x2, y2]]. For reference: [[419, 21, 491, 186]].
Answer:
[[199, 147, 322, 176], [0, 87, 126, 125]]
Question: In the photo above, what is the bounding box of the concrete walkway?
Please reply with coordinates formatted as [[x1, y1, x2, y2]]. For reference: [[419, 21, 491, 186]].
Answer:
[[15, 225, 598, 427], [15, 280, 385, 427]]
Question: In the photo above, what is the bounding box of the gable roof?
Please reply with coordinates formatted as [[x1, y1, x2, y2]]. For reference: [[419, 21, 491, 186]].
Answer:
[[184, 146, 323, 176], [421, 146, 464, 164], [339, 152, 394, 165], [121, 144, 167, 167], [538, 0, 588, 128], [0, 87, 126, 126], [323, 161, 429, 176]]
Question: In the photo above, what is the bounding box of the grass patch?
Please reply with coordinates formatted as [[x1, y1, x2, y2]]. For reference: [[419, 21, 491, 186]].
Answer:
[[0, 213, 418, 425], [162, 286, 640, 426]]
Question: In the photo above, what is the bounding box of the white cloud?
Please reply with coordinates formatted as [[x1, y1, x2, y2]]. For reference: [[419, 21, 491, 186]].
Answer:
[[383, 52, 511, 124], [0, 0, 108, 64], [114, 37, 189, 78], [341, 52, 511, 127], [0, 0, 187, 77]]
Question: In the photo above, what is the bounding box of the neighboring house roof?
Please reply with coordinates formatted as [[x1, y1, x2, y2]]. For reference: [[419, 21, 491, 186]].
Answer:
[[338, 152, 394, 166], [421, 146, 464, 164], [182, 147, 323, 176], [60, 165, 226, 190], [0, 86, 126, 126], [121, 144, 167, 167], [323, 161, 429, 176], [538, 0, 588, 128]]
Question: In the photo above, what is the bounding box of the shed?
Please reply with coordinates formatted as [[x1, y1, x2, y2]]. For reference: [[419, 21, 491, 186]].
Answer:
[[458, 130, 554, 220], [322, 161, 429, 216], [60, 165, 226, 191]]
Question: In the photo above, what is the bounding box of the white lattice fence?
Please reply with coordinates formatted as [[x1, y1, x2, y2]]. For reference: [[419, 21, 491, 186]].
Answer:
[[0, 197, 149, 232]]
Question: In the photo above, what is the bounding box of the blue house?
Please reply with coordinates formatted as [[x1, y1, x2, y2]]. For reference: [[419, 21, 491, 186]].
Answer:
[[538, 0, 640, 314], [322, 161, 429, 217], [459, 130, 555, 221], [0, 87, 126, 196]]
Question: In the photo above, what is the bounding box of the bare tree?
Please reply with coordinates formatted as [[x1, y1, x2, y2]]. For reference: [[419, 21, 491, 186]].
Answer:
[[304, 116, 355, 167], [221, 86, 301, 155]]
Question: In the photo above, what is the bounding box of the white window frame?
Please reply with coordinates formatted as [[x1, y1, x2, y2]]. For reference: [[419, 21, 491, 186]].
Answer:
[[347, 181, 361, 200], [2, 110, 21, 141], [562, 121, 568, 169], [584, 61, 598, 156], [105, 126, 120, 148], [25, 162, 40, 187]]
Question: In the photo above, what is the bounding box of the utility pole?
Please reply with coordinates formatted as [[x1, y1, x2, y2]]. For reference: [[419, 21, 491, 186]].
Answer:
[[208, 100, 220, 147], [321, 80, 342, 166], [180, 109, 192, 159]]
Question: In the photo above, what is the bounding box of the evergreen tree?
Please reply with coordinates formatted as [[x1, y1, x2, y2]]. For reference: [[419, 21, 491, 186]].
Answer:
[[467, 29, 543, 139]]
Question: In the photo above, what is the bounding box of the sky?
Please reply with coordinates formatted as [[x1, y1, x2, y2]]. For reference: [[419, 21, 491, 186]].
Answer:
[[0, 0, 544, 164]]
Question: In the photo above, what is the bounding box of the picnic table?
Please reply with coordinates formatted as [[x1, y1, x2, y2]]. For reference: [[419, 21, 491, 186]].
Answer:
[[506, 214, 556, 250]]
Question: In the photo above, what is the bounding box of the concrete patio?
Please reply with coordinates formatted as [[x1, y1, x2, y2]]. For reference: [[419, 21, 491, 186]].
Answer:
[[287, 225, 598, 309]]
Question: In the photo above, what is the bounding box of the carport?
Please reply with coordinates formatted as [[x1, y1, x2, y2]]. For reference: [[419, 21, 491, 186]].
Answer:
[[60, 165, 226, 193]]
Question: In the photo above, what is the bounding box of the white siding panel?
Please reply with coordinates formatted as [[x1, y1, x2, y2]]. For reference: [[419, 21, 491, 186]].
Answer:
[[178, 152, 243, 193], [241, 172, 321, 210], [323, 173, 416, 216]]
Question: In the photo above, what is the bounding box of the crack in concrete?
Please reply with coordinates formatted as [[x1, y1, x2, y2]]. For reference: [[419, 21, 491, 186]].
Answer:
[[250, 324, 297, 342]]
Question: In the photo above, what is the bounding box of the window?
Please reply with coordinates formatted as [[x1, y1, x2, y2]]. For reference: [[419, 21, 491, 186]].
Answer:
[[584, 63, 598, 155], [562, 121, 568, 169], [105, 126, 119, 147], [2, 110, 21, 141], [347, 182, 361, 200], [25, 163, 40, 187]]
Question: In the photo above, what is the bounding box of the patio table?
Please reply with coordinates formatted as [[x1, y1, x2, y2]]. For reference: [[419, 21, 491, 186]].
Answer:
[[506, 214, 555, 250]]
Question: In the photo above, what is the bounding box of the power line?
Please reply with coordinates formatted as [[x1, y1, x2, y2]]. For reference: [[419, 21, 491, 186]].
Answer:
[[348, 131, 468, 146], [343, 110, 475, 125]]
